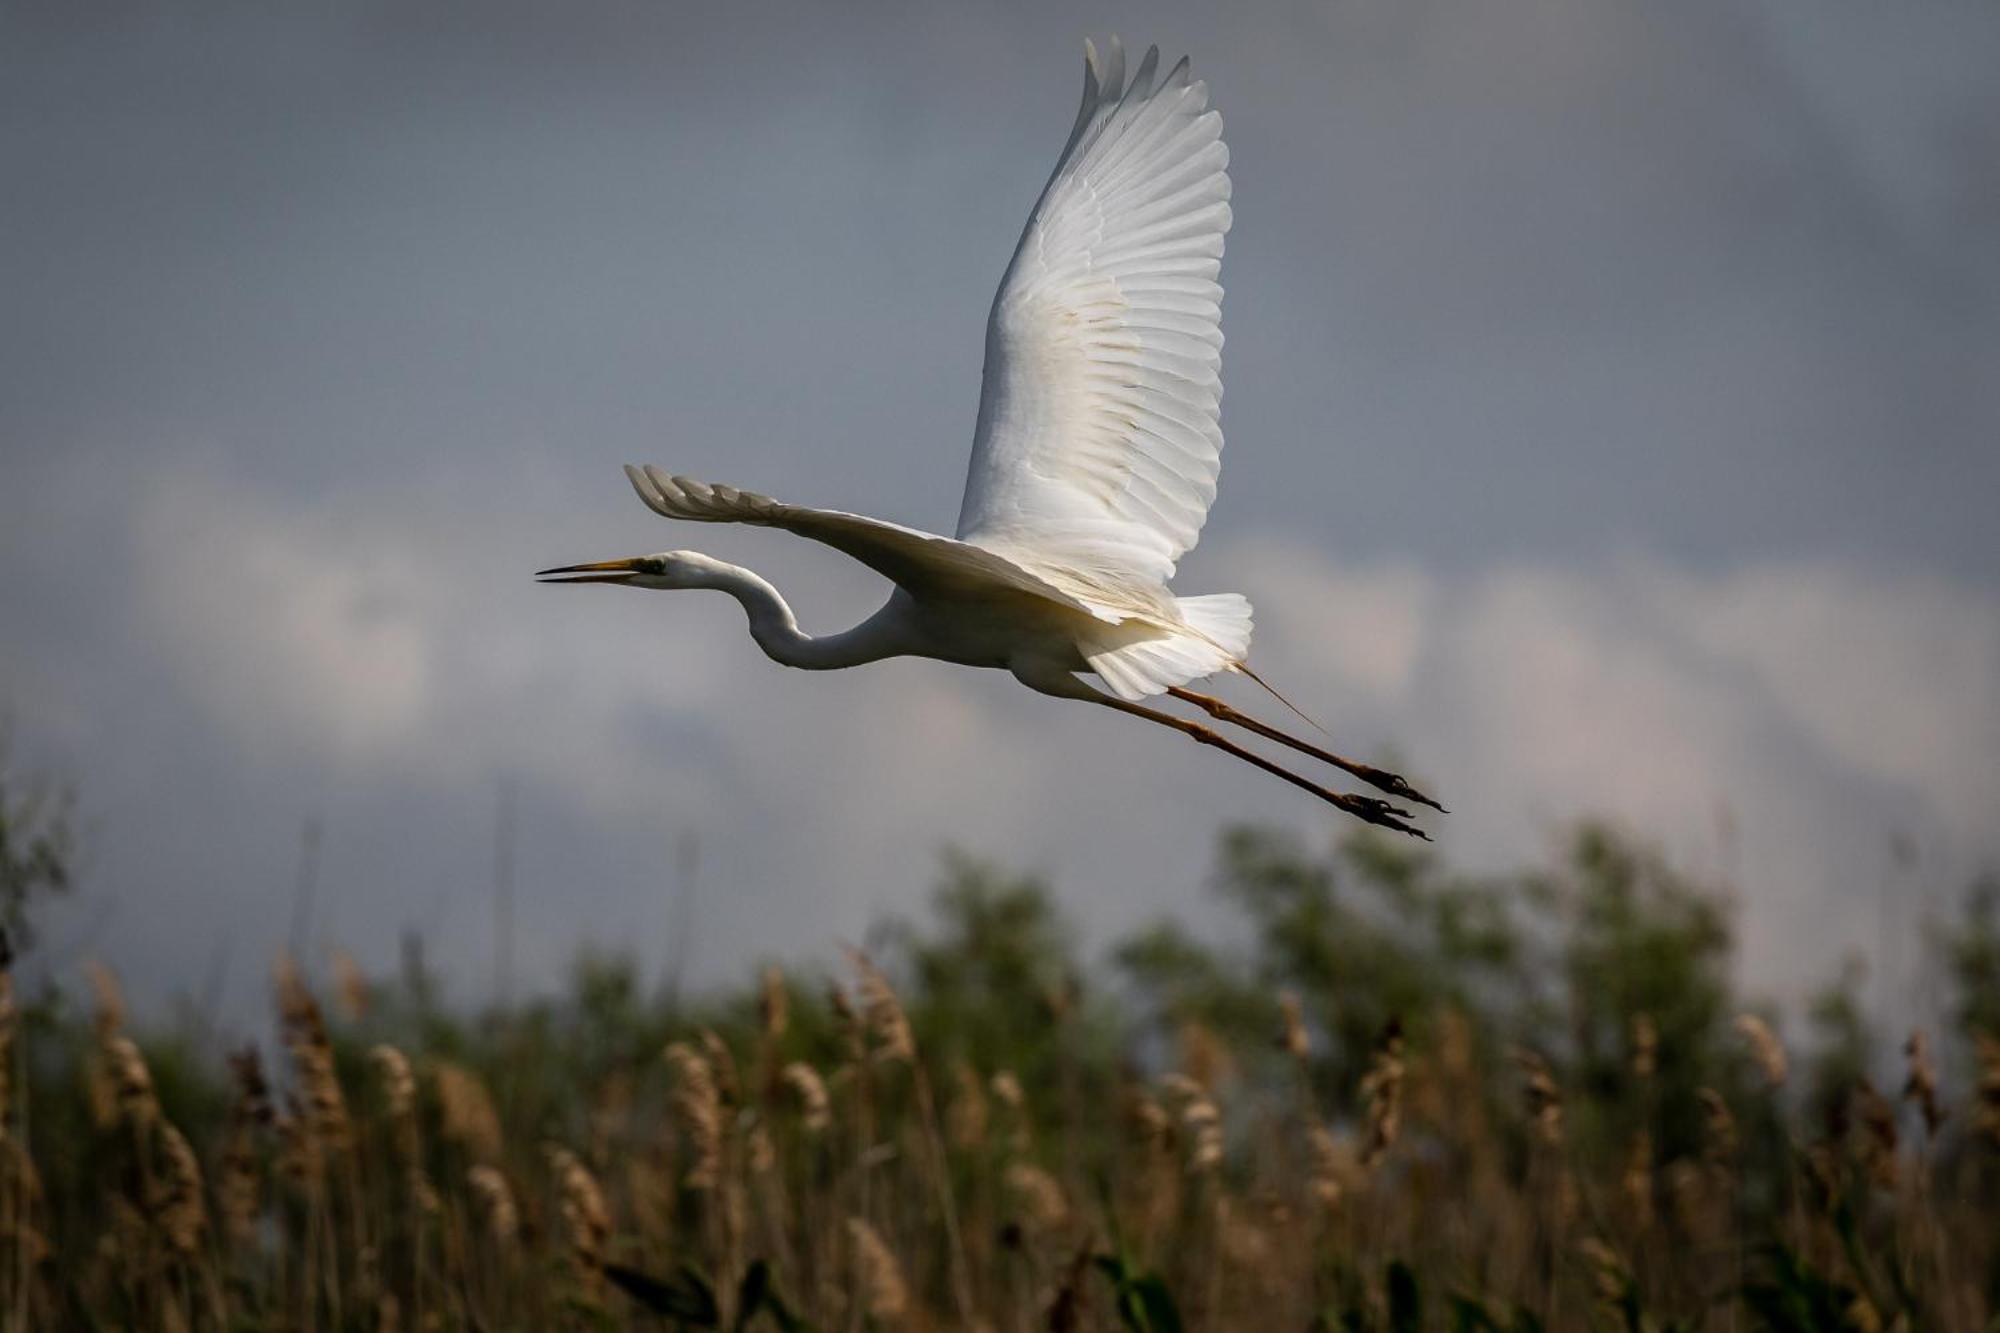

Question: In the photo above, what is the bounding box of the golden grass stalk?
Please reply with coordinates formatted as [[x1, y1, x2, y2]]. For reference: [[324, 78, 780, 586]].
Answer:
[[759, 964, 789, 1040], [466, 1165, 518, 1249], [946, 1061, 988, 1151], [781, 1061, 831, 1135], [1698, 1087, 1738, 1169], [1629, 1013, 1657, 1081], [665, 1041, 724, 1190], [1359, 1019, 1406, 1169], [1512, 1048, 1564, 1149], [845, 1216, 908, 1323], [546, 1146, 610, 1293], [152, 1123, 206, 1260], [273, 955, 351, 1156], [1734, 1013, 1788, 1088], [1974, 1032, 2000, 1147], [1903, 1030, 1943, 1138], [432, 1061, 504, 1166], [1277, 990, 1310, 1061], [216, 1048, 272, 1251], [846, 950, 914, 1065]]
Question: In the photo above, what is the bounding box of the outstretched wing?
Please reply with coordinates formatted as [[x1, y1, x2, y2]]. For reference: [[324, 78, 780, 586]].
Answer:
[[623, 466, 1125, 622], [956, 38, 1232, 591]]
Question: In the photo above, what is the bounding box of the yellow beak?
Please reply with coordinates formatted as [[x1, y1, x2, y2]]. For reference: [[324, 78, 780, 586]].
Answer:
[[535, 557, 646, 585]]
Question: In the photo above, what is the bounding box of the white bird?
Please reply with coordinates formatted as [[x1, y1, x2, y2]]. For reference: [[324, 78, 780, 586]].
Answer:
[[540, 38, 1441, 835]]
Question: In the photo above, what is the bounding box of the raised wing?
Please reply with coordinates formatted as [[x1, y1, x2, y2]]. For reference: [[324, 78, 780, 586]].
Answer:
[[956, 38, 1231, 591], [623, 466, 1126, 622]]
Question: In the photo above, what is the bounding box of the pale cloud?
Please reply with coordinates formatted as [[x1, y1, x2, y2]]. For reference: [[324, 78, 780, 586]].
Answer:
[[102, 464, 2000, 1017], [136, 471, 435, 763]]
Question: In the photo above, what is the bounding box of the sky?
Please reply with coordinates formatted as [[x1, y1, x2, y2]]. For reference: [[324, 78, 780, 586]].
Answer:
[[2, 0, 1996, 1031]]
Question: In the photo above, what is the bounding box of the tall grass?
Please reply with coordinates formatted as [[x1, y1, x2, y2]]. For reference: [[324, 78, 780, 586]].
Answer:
[[0, 823, 1996, 1331]]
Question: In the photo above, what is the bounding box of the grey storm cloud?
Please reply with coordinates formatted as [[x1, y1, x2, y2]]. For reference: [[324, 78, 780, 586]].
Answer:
[[1, 0, 1995, 1024]]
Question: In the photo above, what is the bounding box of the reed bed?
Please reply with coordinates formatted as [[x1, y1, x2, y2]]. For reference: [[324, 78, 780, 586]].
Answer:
[[0, 824, 1995, 1331]]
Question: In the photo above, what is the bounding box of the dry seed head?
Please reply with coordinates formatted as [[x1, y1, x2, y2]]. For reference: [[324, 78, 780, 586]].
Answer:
[[274, 1099, 317, 1188], [1697, 1087, 1737, 1167], [1277, 990, 1309, 1061], [1125, 1087, 1169, 1150], [331, 948, 370, 1022], [781, 1061, 831, 1134], [547, 1145, 611, 1276], [1629, 1013, 1658, 1081], [86, 960, 126, 1038], [273, 955, 351, 1154], [1179, 1093, 1224, 1175], [433, 1061, 504, 1164], [664, 1041, 723, 1190], [371, 1045, 416, 1119], [1734, 1014, 1789, 1088], [1902, 1030, 1943, 1136], [0, 1137, 47, 1266], [1853, 1080, 1899, 1185], [372, 1044, 435, 1209], [827, 982, 865, 1063], [466, 1164, 519, 1248], [759, 964, 789, 1039], [216, 1125, 261, 1249], [1359, 1019, 1406, 1168], [746, 1122, 775, 1177], [1216, 1196, 1273, 1270], [1622, 1130, 1654, 1232], [847, 950, 915, 1064], [1177, 1020, 1232, 1092], [1512, 1048, 1564, 1148], [845, 1216, 908, 1321], [1577, 1237, 1629, 1308], [1437, 1008, 1475, 1081], [103, 1035, 159, 1127], [1974, 1033, 2000, 1145], [698, 1028, 741, 1105], [217, 1047, 272, 1245], [1004, 1161, 1069, 1231], [1306, 1124, 1347, 1213], [0, 970, 14, 1127], [227, 1047, 275, 1128], [946, 1062, 988, 1150], [153, 1122, 207, 1256]]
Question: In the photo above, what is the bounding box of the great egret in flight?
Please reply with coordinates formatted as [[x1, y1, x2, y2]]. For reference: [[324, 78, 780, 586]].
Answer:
[[540, 39, 1442, 836]]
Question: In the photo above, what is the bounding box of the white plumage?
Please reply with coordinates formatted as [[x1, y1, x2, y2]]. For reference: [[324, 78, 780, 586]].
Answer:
[[540, 38, 1441, 836]]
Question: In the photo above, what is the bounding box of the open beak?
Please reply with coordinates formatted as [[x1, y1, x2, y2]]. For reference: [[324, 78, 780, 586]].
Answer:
[[535, 557, 645, 586]]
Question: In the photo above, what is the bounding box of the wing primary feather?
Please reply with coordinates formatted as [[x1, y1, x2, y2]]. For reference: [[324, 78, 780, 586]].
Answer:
[[957, 39, 1233, 592]]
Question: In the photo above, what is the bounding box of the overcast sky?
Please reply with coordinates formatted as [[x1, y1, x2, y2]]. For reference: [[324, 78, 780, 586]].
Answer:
[[3, 0, 1996, 1030]]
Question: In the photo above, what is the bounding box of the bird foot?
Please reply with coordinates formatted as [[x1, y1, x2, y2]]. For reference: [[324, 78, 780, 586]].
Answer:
[[1346, 763, 1447, 814], [1333, 793, 1430, 840]]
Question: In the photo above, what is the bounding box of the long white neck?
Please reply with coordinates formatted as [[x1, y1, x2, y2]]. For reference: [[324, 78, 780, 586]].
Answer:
[[691, 560, 906, 671]]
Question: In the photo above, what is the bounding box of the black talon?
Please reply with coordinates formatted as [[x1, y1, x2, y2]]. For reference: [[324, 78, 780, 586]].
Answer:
[[1355, 765, 1446, 814]]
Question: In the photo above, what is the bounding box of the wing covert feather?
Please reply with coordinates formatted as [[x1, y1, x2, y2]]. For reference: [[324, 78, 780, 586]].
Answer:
[[623, 467, 1125, 622]]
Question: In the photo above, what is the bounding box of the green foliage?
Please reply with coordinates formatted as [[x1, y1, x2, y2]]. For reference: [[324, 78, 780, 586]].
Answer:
[[1552, 822, 1736, 1159], [1742, 1245, 1870, 1333], [1938, 872, 2000, 1045], [0, 736, 76, 948], [1094, 1250, 1184, 1333]]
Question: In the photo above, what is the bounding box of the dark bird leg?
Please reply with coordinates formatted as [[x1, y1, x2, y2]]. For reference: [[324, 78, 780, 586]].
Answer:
[[1166, 686, 1446, 813], [1016, 668, 1427, 838]]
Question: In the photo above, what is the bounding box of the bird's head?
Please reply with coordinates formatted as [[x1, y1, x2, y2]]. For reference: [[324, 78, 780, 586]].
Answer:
[[535, 550, 723, 590]]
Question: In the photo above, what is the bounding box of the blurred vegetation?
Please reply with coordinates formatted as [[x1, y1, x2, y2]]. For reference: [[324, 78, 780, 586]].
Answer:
[[0, 755, 1996, 1330]]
